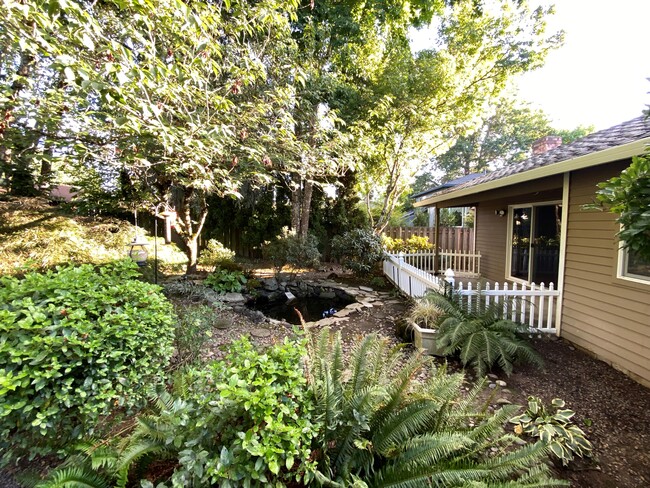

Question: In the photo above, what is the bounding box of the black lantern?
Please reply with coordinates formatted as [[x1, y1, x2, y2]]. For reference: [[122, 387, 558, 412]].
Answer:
[[127, 238, 149, 267]]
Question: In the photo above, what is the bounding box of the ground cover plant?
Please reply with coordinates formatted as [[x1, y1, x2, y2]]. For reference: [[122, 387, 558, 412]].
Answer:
[[204, 267, 248, 293], [0, 260, 175, 464], [307, 329, 565, 487], [420, 289, 543, 377], [35, 336, 320, 487]]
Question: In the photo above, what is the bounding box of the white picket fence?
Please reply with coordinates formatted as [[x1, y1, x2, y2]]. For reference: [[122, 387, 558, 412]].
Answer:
[[383, 254, 558, 333], [395, 250, 481, 276]]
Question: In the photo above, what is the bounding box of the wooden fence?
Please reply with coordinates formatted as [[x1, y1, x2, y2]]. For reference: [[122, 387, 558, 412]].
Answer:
[[383, 226, 474, 252], [383, 254, 558, 333]]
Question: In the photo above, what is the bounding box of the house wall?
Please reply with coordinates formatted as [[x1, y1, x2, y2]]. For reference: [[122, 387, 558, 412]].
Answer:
[[562, 160, 650, 387], [439, 175, 563, 283]]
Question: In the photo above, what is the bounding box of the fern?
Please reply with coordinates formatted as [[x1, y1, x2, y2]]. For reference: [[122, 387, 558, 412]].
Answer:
[[425, 290, 544, 377], [308, 329, 565, 488]]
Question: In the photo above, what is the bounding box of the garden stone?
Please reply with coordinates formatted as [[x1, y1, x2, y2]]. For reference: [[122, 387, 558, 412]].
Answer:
[[487, 373, 499, 380], [346, 303, 364, 310], [261, 277, 279, 291], [496, 398, 512, 405], [488, 383, 497, 389], [251, 328, 271, 338], [501, 389, 511, 394], [334, 309, 353, 317], [496, 380, 507, 387], [359, 286, 374, 292], [319, 290, 336, 299], [221, 292, 245, 303]]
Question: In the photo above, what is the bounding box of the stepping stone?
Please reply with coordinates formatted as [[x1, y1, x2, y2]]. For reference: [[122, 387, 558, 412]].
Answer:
[[222, 292, 245, 302], [361, 302, 374, 308], [487, 373, 499, 380], [359, 286, 374, 292], [346, 303, 364, 310], [334, 309, 353, 317], [496, 398, 512, 405], [496, 380, 507, 387], [251, 328, 271, 338]]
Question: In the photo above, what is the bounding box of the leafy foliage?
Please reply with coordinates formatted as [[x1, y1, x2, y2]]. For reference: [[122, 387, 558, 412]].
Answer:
[[0, 260, 175, 463], [510, 397, 593, 466], [383, 235, 433, 253], [424, 290, 544, 377], [263, 230, 321, 273], [591, 155, 650, 260], [198, 239, 236, 272], [307, 329, 566, 487], [35, 336, 319, 487], [204, 268, 248, 294], [171, 304, 216, 368], [331, 228, 384, 277]]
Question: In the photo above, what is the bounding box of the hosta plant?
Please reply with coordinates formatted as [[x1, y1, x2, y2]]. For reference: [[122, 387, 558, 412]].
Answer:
[[424, 289, 543, 376], [510, 396, 594, 466], [204, 267, 247, 293], [307, 329, 566, 487]]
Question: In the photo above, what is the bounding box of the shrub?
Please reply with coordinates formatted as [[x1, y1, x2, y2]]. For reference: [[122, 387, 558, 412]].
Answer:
[[307, 329, 565, 487], [36, 336, 319, 487], [510, 396, 593, 466], [0, 260, 175, 462], [172, 304, 217, 367], [331, 228, 384, 276], [383, 235, 432, 253], [204, 267, 247, 293], [263, 229, 321, 273], [198, 239, 236, 271], [424, 289, 543, 377]]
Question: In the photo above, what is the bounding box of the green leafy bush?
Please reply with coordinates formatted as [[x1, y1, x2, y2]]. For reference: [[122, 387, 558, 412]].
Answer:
[[263, 230, 321, 273], [172, 304, 216, 367], [383, 235, 432, 253], [423, 289, 543, 377], [331, 228, 384, 276], [37, 336, 319, 487], [204, 267, 247, 293], [511, 396, 594, 466], [0, 260, 175, 462], [198, 239, 236, 271], [307, 329, 565, 487]]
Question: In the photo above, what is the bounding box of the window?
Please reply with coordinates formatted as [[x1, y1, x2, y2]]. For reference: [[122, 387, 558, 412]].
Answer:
[[618, 247, 650, 283]]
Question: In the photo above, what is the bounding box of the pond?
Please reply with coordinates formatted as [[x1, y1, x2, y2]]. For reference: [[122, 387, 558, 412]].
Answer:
[[248, 294, 356, 324]]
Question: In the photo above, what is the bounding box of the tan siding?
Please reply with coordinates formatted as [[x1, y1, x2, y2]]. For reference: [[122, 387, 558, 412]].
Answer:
[[562, 161, 650, 387]]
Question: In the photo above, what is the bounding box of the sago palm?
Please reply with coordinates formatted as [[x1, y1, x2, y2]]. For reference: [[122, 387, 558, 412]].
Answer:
[[307, 329, 564, 488]]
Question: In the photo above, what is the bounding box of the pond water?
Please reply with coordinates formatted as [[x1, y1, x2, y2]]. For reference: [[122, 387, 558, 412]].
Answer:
[[248, 295, 355, 324]]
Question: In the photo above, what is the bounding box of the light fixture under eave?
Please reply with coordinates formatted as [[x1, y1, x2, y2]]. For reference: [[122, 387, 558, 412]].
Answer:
[[495, 209, 506, 217]]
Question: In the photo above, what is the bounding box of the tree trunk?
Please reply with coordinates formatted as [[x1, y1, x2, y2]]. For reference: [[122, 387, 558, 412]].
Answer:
[[298, 179, 313, 237], [173, 187, 208, 274], [290, 176, 301, 231], [186, 235, 199, 274]]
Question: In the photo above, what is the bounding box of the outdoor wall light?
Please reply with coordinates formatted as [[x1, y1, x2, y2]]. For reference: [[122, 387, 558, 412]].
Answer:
[[495, 209, 506, 217]]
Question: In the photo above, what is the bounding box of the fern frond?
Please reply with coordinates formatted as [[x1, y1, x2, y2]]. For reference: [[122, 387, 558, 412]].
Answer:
[[35, 466, 111, 488]]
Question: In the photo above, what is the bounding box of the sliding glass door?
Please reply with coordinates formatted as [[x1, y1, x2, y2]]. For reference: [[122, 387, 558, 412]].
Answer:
[[509, 203, 561, 285]]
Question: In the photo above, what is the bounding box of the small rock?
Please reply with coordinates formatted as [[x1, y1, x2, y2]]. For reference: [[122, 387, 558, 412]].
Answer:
[[221, 292, 245, 303], [549, 335, 560, 341], [501, 388, 511, 394], [488, 383, 497, 389], [361, 302, 374, 308], [326, 272, 339, 279], [251, 328, 271, 338], [359, 286, 374, 292], [496, 398, 512, 405], [496, 380, 507, 387], [569, 346, 576, 351], [487, 373, 499, 380]]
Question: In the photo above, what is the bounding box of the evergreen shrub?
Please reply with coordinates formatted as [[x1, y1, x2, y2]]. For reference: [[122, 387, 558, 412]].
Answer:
[[263, 230, 321, 272], [331, 228, 384, 276], [0, 260, 175, 462]]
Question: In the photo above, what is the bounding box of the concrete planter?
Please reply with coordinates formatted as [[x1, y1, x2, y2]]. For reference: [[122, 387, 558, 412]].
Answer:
[[409, 320, 443, 356]]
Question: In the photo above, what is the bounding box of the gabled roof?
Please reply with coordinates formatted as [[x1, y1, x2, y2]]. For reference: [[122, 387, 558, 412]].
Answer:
[[415, 115, 650, 207], [410, 172, 484, 200]]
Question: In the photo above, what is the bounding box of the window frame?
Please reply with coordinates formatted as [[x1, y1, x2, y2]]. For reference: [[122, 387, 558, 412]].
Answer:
[[616, 242, 650, 285]]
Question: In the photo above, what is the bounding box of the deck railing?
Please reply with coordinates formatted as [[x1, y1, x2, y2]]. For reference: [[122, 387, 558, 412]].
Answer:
[[383, 253, 559, 333], [395, 250, 481, 277]]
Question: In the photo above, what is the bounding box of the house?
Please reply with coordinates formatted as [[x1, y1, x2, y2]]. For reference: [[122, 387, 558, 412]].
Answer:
[[414, 116, 650, 387], [410, 173, 484, 227]]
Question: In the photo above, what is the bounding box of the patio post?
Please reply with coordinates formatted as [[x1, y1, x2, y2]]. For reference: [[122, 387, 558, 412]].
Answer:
[[433, 205, 440, 275]]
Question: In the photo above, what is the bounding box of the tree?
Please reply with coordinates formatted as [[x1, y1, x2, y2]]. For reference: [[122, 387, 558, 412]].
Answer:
[[357, 0, 563, 233], [3, 0, 302, 272]]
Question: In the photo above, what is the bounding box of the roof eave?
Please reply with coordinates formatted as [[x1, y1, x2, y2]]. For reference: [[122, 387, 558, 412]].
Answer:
[[414, 137, 650, 207]]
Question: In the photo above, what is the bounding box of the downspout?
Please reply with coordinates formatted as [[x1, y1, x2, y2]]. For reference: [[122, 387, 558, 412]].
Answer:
[[555, 172, 571, 337]]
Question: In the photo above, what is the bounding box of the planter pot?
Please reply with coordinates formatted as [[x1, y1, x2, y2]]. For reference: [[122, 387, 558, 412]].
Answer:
[[409, 320, 443, 356]]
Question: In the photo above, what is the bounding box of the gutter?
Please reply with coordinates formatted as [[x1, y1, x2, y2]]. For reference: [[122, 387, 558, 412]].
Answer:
[[414, 137, 650, 207]]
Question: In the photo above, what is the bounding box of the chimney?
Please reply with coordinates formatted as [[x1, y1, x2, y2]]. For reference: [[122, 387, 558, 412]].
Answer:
[[532, 135, 562, 155]]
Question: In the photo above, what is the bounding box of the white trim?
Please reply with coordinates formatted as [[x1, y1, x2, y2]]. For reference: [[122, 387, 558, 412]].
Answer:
[[414, 137, 650, 207], [555, 173, 570, 337], [617, 242, 650, 285], [505, 200, 562, 284]]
